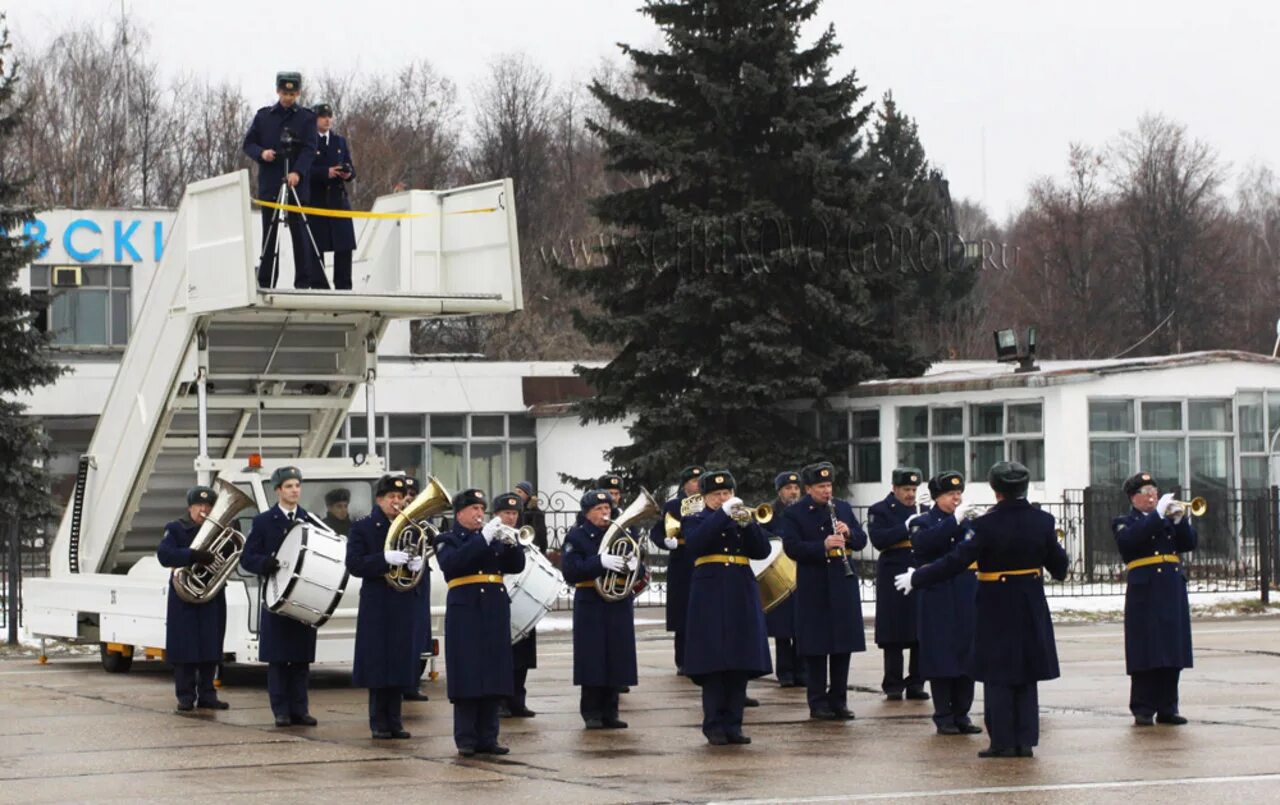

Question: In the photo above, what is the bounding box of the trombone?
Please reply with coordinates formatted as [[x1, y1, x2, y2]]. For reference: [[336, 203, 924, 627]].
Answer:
[[1167, 497, 1207, 518]]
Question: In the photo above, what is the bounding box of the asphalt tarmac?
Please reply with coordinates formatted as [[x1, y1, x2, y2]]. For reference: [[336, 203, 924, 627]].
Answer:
[[2, 618, 1279, 804]]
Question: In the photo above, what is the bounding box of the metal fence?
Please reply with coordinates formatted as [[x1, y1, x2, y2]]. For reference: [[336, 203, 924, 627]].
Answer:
[[2, 520, 54, 638]]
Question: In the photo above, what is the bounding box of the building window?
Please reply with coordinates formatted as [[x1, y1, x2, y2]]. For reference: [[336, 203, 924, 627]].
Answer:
[[331, 413, 537, 494], [851, 409, 880, 483], [895, 401, 1045, 482], [30, 264, 131, 347], [1089, 397, 1236, 491]]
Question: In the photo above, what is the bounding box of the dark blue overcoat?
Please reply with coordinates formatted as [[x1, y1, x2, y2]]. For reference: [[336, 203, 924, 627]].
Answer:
[[763, 498, 799, 639], [435, 522, 525, 700], [1113, 508, 1197, 674], [240, 505, 318, 663], [867, 493, 920, 646], [242, 103, 319, 201], [346, 510, 419, 689], [909, 507, 977, 679], [778, 495, 867, 657], [912, 499, 1069, 685], [307, 130, 357, 251], [650, 495, 693, 633], [561, 521, 640, 687], [157, 518, 227, 664]]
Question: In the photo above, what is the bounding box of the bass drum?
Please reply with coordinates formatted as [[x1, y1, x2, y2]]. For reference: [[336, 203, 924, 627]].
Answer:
[[749, 538, 797, 614], [505, 547, 562, 644], [264, 522, 350, 628]]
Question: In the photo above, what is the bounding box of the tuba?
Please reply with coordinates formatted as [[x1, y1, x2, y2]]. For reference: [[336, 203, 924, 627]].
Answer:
[[384, 476, 451, 592], [596, 488, 660, 602], [173, 478, 255, 604]]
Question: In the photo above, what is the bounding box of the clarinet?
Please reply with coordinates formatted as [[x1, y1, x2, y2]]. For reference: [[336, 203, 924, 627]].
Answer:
[[829, 501, 855, 578]]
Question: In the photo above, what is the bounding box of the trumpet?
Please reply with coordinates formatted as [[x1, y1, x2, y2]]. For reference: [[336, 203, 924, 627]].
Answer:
[[728, 501, 773, 526], [1167, 497, 1207, 518], [496, 523, 538, 548]]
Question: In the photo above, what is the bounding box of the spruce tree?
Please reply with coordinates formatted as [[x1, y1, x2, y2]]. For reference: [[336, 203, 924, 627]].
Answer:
[[0, 17, 66, 523], [558, 1, 931, 499]]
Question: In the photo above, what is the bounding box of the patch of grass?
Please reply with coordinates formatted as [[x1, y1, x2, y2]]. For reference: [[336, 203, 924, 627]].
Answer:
[[1053, 609, 1123, 623], [1191, 598, 1280, 617]]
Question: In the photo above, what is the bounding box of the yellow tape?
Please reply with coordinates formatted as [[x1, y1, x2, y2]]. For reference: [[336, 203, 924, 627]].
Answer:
[[252, 198, 499, 220]]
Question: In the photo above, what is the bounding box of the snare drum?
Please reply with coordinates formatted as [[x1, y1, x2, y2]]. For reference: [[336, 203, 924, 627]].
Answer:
[[505, 547, 563, 644], [749, 539, 797, 613], [265, 522, 350, 628]]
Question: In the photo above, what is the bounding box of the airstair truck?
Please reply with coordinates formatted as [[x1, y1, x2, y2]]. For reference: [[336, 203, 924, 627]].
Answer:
[[22, 170, 522, 673]]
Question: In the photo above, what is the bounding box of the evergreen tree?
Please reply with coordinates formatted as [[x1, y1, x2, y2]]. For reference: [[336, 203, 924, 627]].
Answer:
[[557, 1, 931, 499], [0, 17, 66, 523]]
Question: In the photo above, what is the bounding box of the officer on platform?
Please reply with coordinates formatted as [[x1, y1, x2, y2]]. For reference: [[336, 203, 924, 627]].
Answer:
[[157, 485, 229, 712], [649, 465, 703, 675], [346, 475, 421, 739], [435, 488, 526, 756], [401, 476, 432, 703], [1114, 472, 1197, 727], [494, 492, 537, 718], [764, 471, 806, 688], [309, 103, 357, 290], [867, 468, 929, 701], [240, 467, 319, 728], [908, 471, 982, 736], [242, 71, 326, 290], [322, 487, 351, 536], [896, 461, 1069, 758], [778, 461, 867, 721], [562, 489, 640, 729], [681, 469, 773, 745]]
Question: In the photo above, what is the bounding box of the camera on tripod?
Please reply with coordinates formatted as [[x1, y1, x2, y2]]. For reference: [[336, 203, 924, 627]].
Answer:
[[278, 127, 302, 160]]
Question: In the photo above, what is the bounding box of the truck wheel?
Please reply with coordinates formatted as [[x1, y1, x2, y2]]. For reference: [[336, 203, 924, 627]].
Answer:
[[100, 644, 134, 673]]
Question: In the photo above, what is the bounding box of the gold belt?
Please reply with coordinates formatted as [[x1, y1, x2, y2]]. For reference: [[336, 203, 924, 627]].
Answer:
[[574, 581, 596, 589], [976, 568, 1041, 582], [1126, 554, 1180, 571], [694, 554, 750, 567], [886, 540, 912, 551], [447, 573, 504, 589]]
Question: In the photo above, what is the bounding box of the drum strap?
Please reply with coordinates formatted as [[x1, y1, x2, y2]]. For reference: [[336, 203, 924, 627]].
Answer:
[[447, 573, 504, 589], [694, 554, 750, 567]]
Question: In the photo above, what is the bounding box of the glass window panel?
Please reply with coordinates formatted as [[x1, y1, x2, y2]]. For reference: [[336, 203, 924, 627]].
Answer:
[[346, 415, 385, 440], [971, 440, 1005, 481], [431, 415, 465, 438], [1269, 392, 1280, 451], [1139, 439, 1184, 489], [1089, 400, 1133, 433], [52, 290, 110, 346], [509, 414, 536, 438], [931, 407, 963, 437], [853, 443, 881, 483], [509, 442, 537, 491], [110, 290, 129, 345], [970, 404, 1003, 437], [300, 479, 374, 522], [469, 442, 504, 495], [1141, 401, 1182, 431], [897, 441, 930, 478], [851, 410, 879, 440], [821, 411, 849, 441], [1009, 439, 1045, 482], [388, 443, 426, 479], [389, 414, 424, 438], [1239, 392, 1264, 453], [1242, 456, 1267, 490], [1188, 399, 1232, 432], [897, 406, 928, 439], [1189, 437, 1232, 490], [327, 443, 344, 458], [933, 441, 966, 475], [111, 266, 130, 286], [430, 443, 465, 492], [30, 266, 49, 286], [472, 415, 505, 438], [1007, 403, 1042, 434], [82, 266, 108, 286], [1089, 439, 1134, 486]]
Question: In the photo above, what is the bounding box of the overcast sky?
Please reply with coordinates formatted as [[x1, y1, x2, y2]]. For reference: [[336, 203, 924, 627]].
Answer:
[[9, 0, 1279, 220]]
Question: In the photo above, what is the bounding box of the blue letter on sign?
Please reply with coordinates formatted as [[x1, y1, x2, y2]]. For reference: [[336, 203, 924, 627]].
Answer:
[[154, 221, 165, 261], [114, 220, 142, 262], [24, 220, 49, 259], [64, 219, 102, 262]]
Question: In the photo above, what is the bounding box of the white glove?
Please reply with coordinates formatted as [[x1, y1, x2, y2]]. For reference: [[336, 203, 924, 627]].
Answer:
[[723, 496, 744, 515], [916, 488, 932, 509], [664, 537, 679, 550], [481, 517, 502, 543], [1170, 508, 1185, 525], [893, 567, 916, 594], [384, 549, 410, 567], [1155, 493, 1175, 518], [601, 554, 626, 573], [953, 502, 970, 524], [904, 513, 923, 530], [626, 556, 639, 572], [408, 556, 424, 573]]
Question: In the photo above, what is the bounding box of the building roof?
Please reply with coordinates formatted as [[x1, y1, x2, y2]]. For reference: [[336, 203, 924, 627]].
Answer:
[[849, 350, 1280, 398]]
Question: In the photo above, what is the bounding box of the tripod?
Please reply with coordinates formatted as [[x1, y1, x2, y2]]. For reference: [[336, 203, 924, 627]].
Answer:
[[258, 150, 328, 289]]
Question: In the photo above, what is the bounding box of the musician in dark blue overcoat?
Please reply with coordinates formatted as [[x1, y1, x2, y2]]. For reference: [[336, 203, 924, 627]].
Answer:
[[764, 471, 806, 688], [346, 475, 421, 739], [239, 466, 319, 728], [867, 467, 928, 701], [562, 489, 641, 729], [909, 471, 981, 735], [897, 461, 1069, 758], [308, 103, 357, 289], [1113, 471, 1198, 727], [435, 488, 526, 756], [681, 470, 772, 745], [493, 492, 538, 719], [777, 461, 867, 720], [157, 485, 228, 712], [649, 465, 703, 675]]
